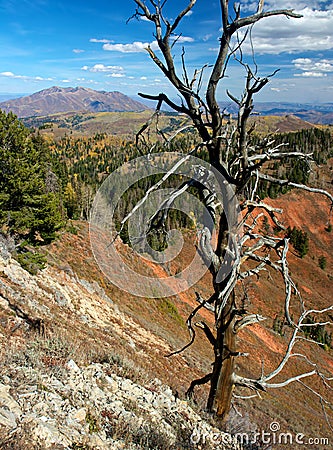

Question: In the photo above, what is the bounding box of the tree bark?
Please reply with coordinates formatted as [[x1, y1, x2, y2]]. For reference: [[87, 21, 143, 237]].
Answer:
[[207, 292, 236, 419]]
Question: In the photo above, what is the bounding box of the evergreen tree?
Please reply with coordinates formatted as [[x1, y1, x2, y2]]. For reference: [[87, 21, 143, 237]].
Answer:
[[0, 110, 64, 244], [286, 226, 309, 258]]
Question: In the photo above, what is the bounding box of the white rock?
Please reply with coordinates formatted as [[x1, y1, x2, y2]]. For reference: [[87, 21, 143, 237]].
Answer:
[[32, 420, 72, 447], [0, 408, 17, 429], [104, 376, 118, 393], [66, 359, 80, 372], [0, 383, 22, 416], [73, 407, 86, 422]]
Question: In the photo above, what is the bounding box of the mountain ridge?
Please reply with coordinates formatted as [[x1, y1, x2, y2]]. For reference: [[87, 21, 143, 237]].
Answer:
[[0, 86, 148, 117], [1, 87, 333, 123]]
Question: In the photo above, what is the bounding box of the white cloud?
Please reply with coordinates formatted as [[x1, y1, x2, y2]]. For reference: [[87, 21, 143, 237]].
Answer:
[[35, 76, 53, 81], [90, 38, 111, 43], [292, 57, 333, 77], [103, 41, 159, 53], [1, 71, 18, 77], [172, 35, 194, 43], [0, 71, 53, 81], [265, 1, 331, 10], [82, 63, 124, 73], [239, 1, 259, 12], [293, 57, 313, 66], [294, 71, 327, 77], [73, 49, 85, 54], [238, 6, 333, 54], [240, 1, 331, 12], [102, 36, 193, 53], [202, 34, 212, 42], [292, 57, 333, 73], [107, 73, 125, 78], [140, 76, 147, 80]]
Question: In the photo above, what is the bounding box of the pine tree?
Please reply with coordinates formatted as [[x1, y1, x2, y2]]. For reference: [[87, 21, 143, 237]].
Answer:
[[0, 110, 64, 244]]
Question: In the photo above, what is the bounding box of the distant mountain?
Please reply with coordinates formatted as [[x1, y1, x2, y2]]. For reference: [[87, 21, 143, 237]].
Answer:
[[254, 102, 333, 124], [0, 86, 148, 117], [220, 101, 333, 125], [0, 93, 28, 102], [247, 114, 317, 134]]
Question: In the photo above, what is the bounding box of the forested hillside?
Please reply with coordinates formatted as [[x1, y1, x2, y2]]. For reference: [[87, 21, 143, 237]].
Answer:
[[2, 109, 332, 245], [51, 126, 333, 221]]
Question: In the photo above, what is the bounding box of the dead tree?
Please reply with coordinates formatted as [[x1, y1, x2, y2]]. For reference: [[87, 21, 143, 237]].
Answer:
[[126, 0, 333, 420]]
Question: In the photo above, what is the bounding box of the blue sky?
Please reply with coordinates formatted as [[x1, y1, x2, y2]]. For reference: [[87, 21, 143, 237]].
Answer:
[[0, 0, 333, 103]]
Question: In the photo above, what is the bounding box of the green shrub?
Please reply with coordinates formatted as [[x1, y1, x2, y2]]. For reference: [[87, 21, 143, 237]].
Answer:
[[286, 226, 309, 258], [158, 298, 184, 326], [85, 411, 100, 434], [66, 223, 78, 235], [15, 250, 47, 275], [318, 255, 327, 270], [303, 315, 332, 349]]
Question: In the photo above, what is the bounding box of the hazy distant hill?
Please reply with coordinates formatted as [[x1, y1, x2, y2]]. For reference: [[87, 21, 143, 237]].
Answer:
[[221, 101, 333, 125], [0, 93, 28, 102], [0, 86, 147, 117], [254, 102, 333, 125], [247, 114, 317, 134]]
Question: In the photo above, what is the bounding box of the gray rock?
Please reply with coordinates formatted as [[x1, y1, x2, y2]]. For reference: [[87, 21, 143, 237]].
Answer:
[[0, 408, 17, 429], [0, 383, 22, 416], [54, 290, 68, 307]]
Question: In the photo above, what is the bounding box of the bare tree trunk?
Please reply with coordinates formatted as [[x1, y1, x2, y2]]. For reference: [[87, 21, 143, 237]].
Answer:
[[207, 204, 238, 418], [207, 293, 236, 418]]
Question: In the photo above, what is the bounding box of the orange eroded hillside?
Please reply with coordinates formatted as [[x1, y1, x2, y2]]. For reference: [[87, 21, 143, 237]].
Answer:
[[0, 185, 332, 444]]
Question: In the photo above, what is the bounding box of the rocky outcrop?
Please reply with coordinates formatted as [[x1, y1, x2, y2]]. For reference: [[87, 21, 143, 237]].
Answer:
[[0, 359, 241, 449]]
